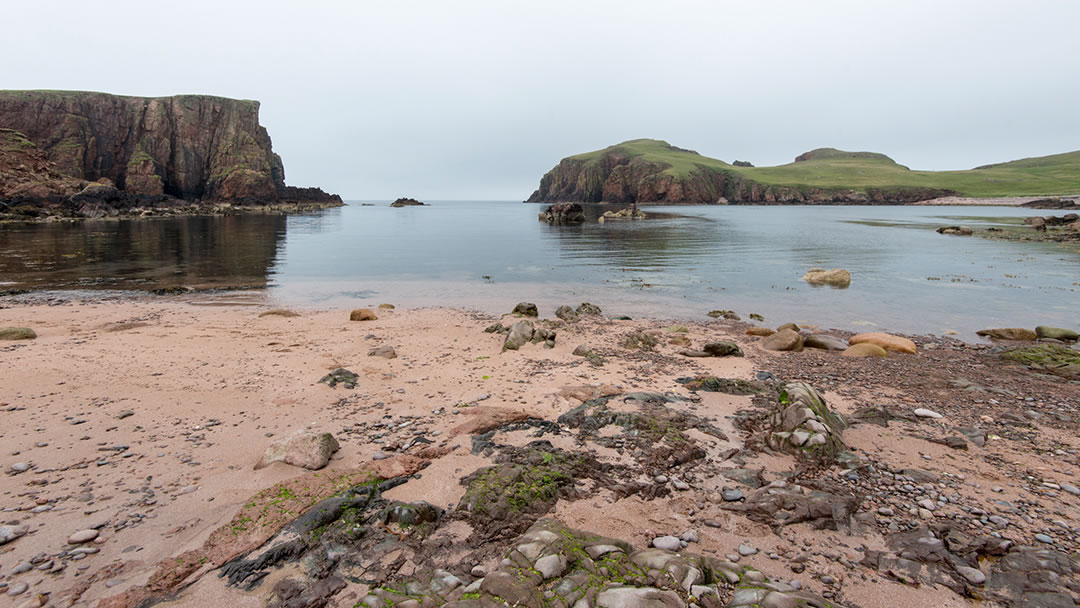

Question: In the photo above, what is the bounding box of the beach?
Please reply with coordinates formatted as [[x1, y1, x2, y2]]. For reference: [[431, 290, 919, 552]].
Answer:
[[1, 296, 1077, 607]]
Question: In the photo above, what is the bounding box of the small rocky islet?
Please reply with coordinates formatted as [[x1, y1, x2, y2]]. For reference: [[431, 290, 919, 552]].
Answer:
[[0, 299, 1077, 608]]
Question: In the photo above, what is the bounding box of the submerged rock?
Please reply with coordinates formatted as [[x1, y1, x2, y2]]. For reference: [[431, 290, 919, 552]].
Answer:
[[936, 225, 974, 235], [540, 202, 585, 223], [802, 267, 851, 288]]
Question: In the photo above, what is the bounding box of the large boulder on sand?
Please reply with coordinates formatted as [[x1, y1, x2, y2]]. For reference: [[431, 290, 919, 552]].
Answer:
[[804, 334, 848, 351], [850, 332, 916, 354], [976, 328, 1038, 341], [350, 309, 377, 321], [255, 430, 340, 470], [762, 328, 803, 352], [512, 302, 539, 317], [767, 383, 847, 459], [802, 268, 851, 288], [842, 343, 888, 358], [0, 328, 36, 340]]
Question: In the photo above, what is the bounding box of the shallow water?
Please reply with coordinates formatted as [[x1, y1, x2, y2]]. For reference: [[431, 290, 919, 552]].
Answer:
[[1, 202, 1077, 337]]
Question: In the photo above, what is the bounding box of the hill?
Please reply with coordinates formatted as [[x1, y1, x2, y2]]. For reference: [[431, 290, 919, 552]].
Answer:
[[527, 139, 1080, 204]]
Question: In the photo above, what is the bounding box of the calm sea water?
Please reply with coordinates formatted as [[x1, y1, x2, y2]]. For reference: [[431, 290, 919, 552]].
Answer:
[[1, 202, 1077, 337]]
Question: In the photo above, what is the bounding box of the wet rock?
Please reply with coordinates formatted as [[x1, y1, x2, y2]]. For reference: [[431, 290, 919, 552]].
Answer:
[[255, 430, 340, 470], [976, 328, 1038, 341], [762, 329, 803, 352], [349, 308, 377, 321], [576, 302, 603, 316], [850, 332, 917, 354], [841, 343, 889, 358], [367, 345, 397, 359], [1035, 325, 1078, 341], [318, 368, 358, 389], [803, 334, 848, 351], [540, 202, 585, 224], [512, 302, 539, 317], [802, 267, 851, 288], [0, 327, 36, 340], [702, 341, 744, 357], [707, 309, 741, 320], [936, 225, 974, 235]]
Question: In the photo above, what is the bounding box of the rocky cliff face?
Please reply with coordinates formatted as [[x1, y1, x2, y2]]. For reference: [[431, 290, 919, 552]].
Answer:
[[0, 91, 341, 217], [527, 145, 950, 205]]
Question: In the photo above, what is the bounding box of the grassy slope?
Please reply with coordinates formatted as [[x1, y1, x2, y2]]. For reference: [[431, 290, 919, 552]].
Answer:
[[570, 139, 1080, 197]]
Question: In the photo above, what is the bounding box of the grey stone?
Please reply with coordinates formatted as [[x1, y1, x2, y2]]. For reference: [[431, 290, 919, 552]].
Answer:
[[534, 554, 567, 579], [67, 529, 99, 544], [738, 544, 758, 556], [652, 535, 682, 552], [722, 489, 744, 502], [1034, 533, 1053, 544], [956, 565, 986, 585], [0, 524, 29, 545], [6, 581, 29, 596], [254, 430, 339, 470]]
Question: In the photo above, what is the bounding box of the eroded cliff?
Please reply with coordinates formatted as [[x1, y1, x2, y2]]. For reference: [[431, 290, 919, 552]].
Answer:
[[0, 90, 341, 218]]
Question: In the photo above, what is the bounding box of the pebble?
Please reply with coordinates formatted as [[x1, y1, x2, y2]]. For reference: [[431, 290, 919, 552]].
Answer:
[[1034, 534, 1053, 544], [470, 565, 486, 577], [738, 544, 758, 556], [654, 475, 668, 484], [1061, 483, 1080, 497], [372, 452, 392, 460], [680, 529, 699, 543], [672, 480, 690, 491], [956, 566, 986, 585], [7, 581, 28, 596], [178, 485, 198, 495], [652, 536, 682, 552], [68, 529, 99, 544], [722, 489, 744, 502], [914, 408, 943, 419], [13, 562, 32, 574], [9, 462, 29, 473]]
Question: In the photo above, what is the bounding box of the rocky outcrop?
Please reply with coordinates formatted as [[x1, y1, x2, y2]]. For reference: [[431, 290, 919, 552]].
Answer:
[[390, 197, 425, 207], [527, 140, 954, 205], [539, 202, 585, 223], [0, 90, 341, 218]]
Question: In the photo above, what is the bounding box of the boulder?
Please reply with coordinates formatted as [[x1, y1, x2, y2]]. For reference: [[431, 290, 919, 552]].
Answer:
[[368, 345, 397, 359], [0, 327, 36, 340], [349, 309, 377, 321], [936, 225, 974, 236], [255, 430, 340, 470], [511, 302, 538, 317], [702, 341, 744, 357], [390, 197, 425, 207], [1035, 326, 1078, 341], [976, 328, 1038, 341], [766, 383, 847, 460], [762, 328, 803, 352], [776, 322, 800, 333], [707, 310, 740, 320], [575, 302, 602, 316], [540, 202, 585, 224], [804, 334, 848, 351], [801, 268, 851, 288], [503, 320, 537, 350], [555, 305, 580, 322], [842, 343, 888, 358], [746, 327, 775, 337], [850, 332, 917, 354]]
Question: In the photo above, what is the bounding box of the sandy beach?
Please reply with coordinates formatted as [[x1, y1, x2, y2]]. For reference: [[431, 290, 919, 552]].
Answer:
[[1, 296, 1077, 608]]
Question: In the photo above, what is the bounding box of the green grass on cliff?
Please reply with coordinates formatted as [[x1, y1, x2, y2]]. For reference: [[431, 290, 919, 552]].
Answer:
[[567, 139, 1080, 197]]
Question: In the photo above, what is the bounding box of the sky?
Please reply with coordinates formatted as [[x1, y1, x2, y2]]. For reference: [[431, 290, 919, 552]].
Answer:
[[4, 0, 1079, 200]]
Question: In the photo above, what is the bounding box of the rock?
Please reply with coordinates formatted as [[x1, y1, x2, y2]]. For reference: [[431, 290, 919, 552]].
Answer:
[[318, 368, 358, 389], [703, 341, 744, 357], [976, 328, 1038, 341], [1035, 326, 1079, 341], [534, 554, 567, 579], [1061, 483, 1080, 496], [914, 408, 943, 419], [776, 322, 800, 332], [956, 565, 986, 585], [9, 462, 29, 473], [1034, 533, 1053, 544], [803, 334, 848, 351], [503, 320, 536, 351], [389, 197, 425, 207], [762, 329, 803, 352], [738, 544, 758, 556], [258, 309, 300, 318], [622, 330, 659, 351], [576, 302, 602, 316], [594, 587, 682, 608], [765, 383, 847, 460], [555, 305, 580, 322], [802, 268, 851, 288], [746, 327, 776, 337], [849, 332, 917, 354], [511, 302, 538, 317], [6, 581, 28, 596], [367, 345, 397, 359], [254, 430, 340, 470], [0, 524, 29, 545], [540, 202, 585, 224], [707, 309, 740, 320], [652, 536, 682, 552], [841, 343, 888, 358], [943, 436, 968, 450], [680, 529, 699, 543], [67, 529, 99, 544], [722, 489, 744, 502], [0, 327, 36, 340], [349, 309, 377, 321], [378, 303, 395, 309], [936, 225, 974, 235]]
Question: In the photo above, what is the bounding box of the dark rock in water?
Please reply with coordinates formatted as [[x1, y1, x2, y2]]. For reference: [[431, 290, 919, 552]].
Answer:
[[318, 368, 358, 389], [0, 327, 36, 340], [390, 197, 425, 207], [676, 376, 762, 394], [511, 302, 538, 317], [703, 341, 744, 357], [575, 302, 602, 316], [540, 202, 585, 223], [555, 305, 580, 322], [936, 225, 974, 235]]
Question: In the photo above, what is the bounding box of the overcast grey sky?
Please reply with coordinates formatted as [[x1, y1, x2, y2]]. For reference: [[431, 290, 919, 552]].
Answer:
[[5, 0, 1079, 199]]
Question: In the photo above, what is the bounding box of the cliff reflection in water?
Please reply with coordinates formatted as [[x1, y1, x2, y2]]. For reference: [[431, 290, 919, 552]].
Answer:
[[0, 214, 286, 291]]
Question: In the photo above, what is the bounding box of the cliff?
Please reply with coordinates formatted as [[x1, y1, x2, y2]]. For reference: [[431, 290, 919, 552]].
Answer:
[[0, 90, 341, 218], [528, 139, 1080, 204]]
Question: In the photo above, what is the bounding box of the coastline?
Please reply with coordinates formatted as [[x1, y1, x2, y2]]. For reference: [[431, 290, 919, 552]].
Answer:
[[0, 296, 1076, 607], [0, 199, 346, 224]]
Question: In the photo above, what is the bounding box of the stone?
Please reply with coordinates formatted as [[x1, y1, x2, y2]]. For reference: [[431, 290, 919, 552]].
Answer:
[[6, 581, 28, 596], [849, 332, 917, 354], [914, 408, 943, 419], [254, 430, 340, 470], [746, 327, 776, 337], [534, 554, 567, 579], [503, 320, 536, 351], [1034, 533, 1053, 544], [976, 328, 1038, 341], [936, 225, 974, 235], [319, 368, 358, 389], [956, 565, 986, 585], [722, 489, 744, 502], [652, 535, 682, 552], [0, 524, 29, 545], [803, 334, 848, 351], [540, 202, 585, 224], [511, 302, 538, 317], [594, 587, 683, 608], [1061, 483, 1080, 496], [9, 462, 29, 473], [259, 309, 300, 318], [367, 345, 397, 359], [762, 329, 803, 352], [555, 305, 580, 322], [576, 302, 602, 316], [680, 529, 699, 543], [738, 544, 758, 556], [0, 328, 36, 340], [703, 341, 744, 357], [801, 268, 851, 288], [1035, 326, 1078, 341], [349, 309, 377, 321], [67, 529, 99, 544], [841, 343, 888, 358]]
